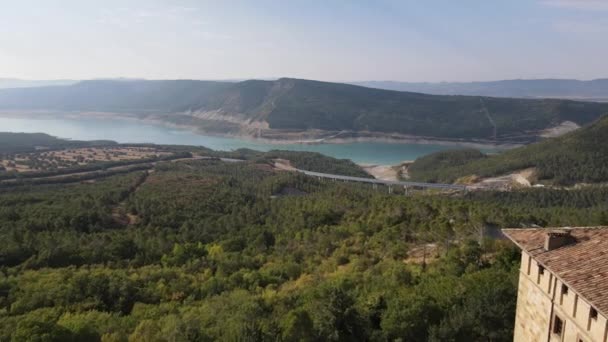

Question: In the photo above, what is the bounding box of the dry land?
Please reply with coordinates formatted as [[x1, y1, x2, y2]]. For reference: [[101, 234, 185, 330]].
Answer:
[[361, 164, 400, 181], [0, 146, 171, 173], [461, 168, 539, 191]]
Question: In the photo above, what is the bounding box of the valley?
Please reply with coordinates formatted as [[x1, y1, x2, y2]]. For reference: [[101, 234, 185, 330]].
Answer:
[[0, 116, 473, 165], [1, 78, 607, 146], [2, 113, 608, 341], [3, 132, 608, 341], [5, 1, 608, 340]]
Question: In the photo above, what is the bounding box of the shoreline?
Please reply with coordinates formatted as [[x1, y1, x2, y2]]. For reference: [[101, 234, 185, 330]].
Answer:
[[0, 111, 520, 150]]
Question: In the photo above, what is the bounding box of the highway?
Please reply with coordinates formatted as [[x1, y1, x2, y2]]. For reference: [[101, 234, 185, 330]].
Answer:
[[295, 169, 467, 191], [188, 157, 465, 190], [0, 154, 465, 192]]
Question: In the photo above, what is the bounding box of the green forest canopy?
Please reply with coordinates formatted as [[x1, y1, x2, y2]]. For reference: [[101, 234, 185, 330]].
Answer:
[[1, 151, 608, 341]]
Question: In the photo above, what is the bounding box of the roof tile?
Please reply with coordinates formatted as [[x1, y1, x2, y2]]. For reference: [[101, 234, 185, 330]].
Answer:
[[503, 227, 608, 317]]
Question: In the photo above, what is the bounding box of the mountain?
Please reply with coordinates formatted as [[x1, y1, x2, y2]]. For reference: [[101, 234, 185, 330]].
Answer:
[[1, 78, 608, 143], [0, 78, 78, 89], [0, 79, 236, 113], [0, 132, 115, 153], [353, 79, 608, 101], [408, 115, 608, 185]]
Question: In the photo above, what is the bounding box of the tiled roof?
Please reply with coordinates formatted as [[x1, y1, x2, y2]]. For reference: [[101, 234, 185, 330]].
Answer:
[[503, 227, 608, 317]]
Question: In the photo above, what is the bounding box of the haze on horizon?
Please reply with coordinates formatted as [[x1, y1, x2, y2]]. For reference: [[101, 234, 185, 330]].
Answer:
[[1, 0, 607, 83]]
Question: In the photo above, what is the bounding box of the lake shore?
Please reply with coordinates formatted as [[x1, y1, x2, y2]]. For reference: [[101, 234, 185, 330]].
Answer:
[[0, 111, 520, 151]]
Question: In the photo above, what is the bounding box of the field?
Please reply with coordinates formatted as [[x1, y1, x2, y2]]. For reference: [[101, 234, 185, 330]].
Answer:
[[0, 146, 172, 173]]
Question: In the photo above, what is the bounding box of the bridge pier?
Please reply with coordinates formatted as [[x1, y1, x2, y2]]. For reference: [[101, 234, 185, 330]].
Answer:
[[388, 186, 393, 194]]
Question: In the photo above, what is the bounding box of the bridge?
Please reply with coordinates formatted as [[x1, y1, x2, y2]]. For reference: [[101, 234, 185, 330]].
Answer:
[[197, 157, 467, 192], [294, 169, 467, 192]]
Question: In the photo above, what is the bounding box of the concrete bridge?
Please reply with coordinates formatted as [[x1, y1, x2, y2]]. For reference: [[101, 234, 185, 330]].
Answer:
[[206, 156, 467, 192], [295, 169, 467, 192]]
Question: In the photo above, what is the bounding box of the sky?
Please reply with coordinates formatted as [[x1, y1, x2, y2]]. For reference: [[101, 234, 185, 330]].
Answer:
[[0, 0, 607, 82]]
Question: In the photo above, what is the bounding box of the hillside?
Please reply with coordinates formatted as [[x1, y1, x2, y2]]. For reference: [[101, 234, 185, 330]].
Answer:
[[4, 134, 608, 340], [4, 148, 608, 341], [216, 148, 372, 178], [1, 79, 608, 143], [0, 132, 116, 153], [409, 115, 608, 185], [0, 133, 370, 181], [354, 79, 608, 101]]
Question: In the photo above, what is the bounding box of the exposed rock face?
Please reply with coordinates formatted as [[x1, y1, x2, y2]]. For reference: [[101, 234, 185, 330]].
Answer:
[[540, 121, 580, 138]]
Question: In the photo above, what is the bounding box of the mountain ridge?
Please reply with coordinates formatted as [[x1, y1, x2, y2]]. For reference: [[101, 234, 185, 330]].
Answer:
[[352, 78, 608, 101], [1, 78, 608, 144]]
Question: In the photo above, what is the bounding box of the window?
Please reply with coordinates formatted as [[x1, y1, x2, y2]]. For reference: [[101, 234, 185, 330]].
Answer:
[[560, 283, 569, 305], [553, 315, 564, 336], [590, 307, 598, 320], [537, 265, 545, 284], [526, 255, 532, 275]]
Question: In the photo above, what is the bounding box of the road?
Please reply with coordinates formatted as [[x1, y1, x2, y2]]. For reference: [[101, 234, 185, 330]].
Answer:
[[1, 154, 465, 191], [480, 98, 497, 141], [295, 169, 467, 191]]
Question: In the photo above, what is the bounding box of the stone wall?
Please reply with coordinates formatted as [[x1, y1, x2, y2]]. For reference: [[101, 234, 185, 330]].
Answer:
[[513, 252, 552, 341], [513, 251, 608, 342]]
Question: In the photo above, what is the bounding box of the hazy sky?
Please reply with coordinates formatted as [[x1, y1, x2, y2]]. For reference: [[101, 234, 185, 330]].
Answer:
[[1, 0, 607, 82]]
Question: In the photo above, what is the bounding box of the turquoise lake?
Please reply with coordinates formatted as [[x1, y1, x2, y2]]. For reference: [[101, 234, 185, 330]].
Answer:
[[0, 116, 489, 165]]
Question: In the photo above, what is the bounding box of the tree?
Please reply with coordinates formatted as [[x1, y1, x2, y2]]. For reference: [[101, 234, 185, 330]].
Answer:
[[381, 291, 441, 341], [428, 269, 517, 342], [280, 309, 315, 342], [307, 281, 366, 341], [128, 320, 164, 342], [57, 313, 100, 342], [12, 320, 73, 342], [101, 332, 128, 342]]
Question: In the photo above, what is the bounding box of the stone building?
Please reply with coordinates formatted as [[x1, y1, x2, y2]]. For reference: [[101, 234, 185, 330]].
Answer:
[[503, 227, 608, 342]]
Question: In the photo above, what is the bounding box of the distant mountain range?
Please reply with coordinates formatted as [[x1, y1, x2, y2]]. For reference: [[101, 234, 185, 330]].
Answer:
[[0, 132, 115, 153], [0, 78, 78, 89], [6, 77, 608, 100], [1, 78, 608, 144], [352, 79, 608, 101]]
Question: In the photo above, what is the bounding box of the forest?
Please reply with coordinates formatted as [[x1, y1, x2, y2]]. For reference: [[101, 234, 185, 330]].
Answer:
[[1, 151, 608, 341], [215, 149, 372, 178]]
